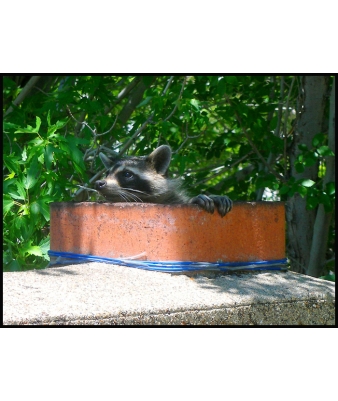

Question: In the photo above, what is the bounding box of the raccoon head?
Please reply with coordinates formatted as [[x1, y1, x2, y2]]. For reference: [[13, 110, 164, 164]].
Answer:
[[95, 145, 177, 203]]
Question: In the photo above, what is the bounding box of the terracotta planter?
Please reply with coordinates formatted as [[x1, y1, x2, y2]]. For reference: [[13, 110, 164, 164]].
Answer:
[[50, 202, 285, 263]]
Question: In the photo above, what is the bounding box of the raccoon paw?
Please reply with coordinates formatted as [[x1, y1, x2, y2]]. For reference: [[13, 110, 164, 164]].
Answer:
[[190, 194, 232, 217], [190, 194, 215, 214], [209, 195, 233, 217]]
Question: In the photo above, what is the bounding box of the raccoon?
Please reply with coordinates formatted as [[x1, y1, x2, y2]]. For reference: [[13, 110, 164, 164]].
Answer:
[[95, 145, 232, 217]]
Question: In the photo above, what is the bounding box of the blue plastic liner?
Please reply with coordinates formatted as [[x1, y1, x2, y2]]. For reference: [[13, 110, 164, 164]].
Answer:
[[48, 250, 288, 273]]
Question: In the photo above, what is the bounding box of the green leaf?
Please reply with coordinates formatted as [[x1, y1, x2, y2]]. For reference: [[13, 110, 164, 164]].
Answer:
[[28, 198, 51, 221], [307, 196, 318, 209], [15, 116, 41, 134], [297, 185, 307, 197], [224, 76, 238, 85], [304, 153, 318, 166], [22, 243, 43, 257], [279, 185, 289, 195], [37, 153, 44, 165], [5, 259, 22, 271], [4, 155, 21, 174], [23, 157, 40, 189], [3, 121, 20, 131], [298, 144, 308, 151], [325, 182, 335, 195], [4, 171, 15, 181], [3, 195, 14, 214], [190, 99, 200, 111], [39, 236, 51, 260], [312, 133, 325, 147], [319, 273, 335, 282], [22, 147, 27, 161], [15, 181, 26, 200], [47, 110, 51, 127], [316, 146, 334, 156], [27, 137, 44, 147], [319, 192, 334, 212], [295, 162, 305, 173], [299, 179, 315, 187], [216, 78, 227, 95], [137, 96, 152, 108], [44, 144, 55, 169], [35, 116, 42, 132], [15, 126, 33, 134], [30, 202, 40, 215], [200, 108, 210, 117], [37, 198, 51, 221], [69, 146, 85, 170], [142, 76, 155, 86], [47, 118, 69, 136], [18, 203, 30, 216]]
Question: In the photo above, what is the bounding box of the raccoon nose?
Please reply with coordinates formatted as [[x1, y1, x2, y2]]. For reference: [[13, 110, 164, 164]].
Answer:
[[95, 180, 107, 189]]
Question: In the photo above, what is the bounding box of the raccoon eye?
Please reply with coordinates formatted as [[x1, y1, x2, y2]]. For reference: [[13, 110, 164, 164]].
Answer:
[[123, 170, 133, 179]]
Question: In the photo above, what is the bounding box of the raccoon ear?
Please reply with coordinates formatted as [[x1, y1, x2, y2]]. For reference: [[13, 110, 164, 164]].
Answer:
[[99, 152, 116, 170], [148, 145, 172, 175]]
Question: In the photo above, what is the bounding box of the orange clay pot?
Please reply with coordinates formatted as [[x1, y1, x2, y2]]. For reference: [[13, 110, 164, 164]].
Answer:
[[50, 202, 285, 263]]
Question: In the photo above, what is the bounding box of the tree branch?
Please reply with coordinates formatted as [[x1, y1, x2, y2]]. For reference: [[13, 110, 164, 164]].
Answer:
[[104, 76, 142, 115], [163, 76, 187, 122], [194, 151, 254, 187], [307, 77, 335, 277], [4, 76, 41, 117], [117, 76, 156, 125], [283, 76, 296, 177], [256, 77, 284, 200], [118, 114, 154, 155]]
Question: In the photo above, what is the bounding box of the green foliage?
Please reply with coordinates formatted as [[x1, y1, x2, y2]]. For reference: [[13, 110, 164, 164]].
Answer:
[[286, 136, 336, 212], [3, 109, 89, 271], [319, 273, 335, 282], [3, 75, 335, 273]]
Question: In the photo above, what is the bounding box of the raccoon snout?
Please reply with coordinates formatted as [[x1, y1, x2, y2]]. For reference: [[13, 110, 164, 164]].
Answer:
[[95, 180, 107, 190]]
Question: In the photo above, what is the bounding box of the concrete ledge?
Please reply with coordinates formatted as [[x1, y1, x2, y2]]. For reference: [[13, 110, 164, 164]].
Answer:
[[3, 263, 335, 325]]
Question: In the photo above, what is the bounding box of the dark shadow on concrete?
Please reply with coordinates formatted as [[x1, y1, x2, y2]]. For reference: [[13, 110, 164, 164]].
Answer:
[[188, 270, 335, 299], [35, 267, 80, 276]]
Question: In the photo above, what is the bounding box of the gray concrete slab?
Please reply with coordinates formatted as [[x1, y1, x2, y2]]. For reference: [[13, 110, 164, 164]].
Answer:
[[3, 263, 335, 325]]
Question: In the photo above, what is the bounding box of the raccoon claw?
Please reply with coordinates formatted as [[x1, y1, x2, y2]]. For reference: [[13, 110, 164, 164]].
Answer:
[[190, 194, 215, 214], [209, 195, 233, 217], [190, 195, 232, 217]]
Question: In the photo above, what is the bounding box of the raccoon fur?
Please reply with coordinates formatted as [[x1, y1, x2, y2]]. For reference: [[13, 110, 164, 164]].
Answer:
[[95, 145, 232, 217]]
